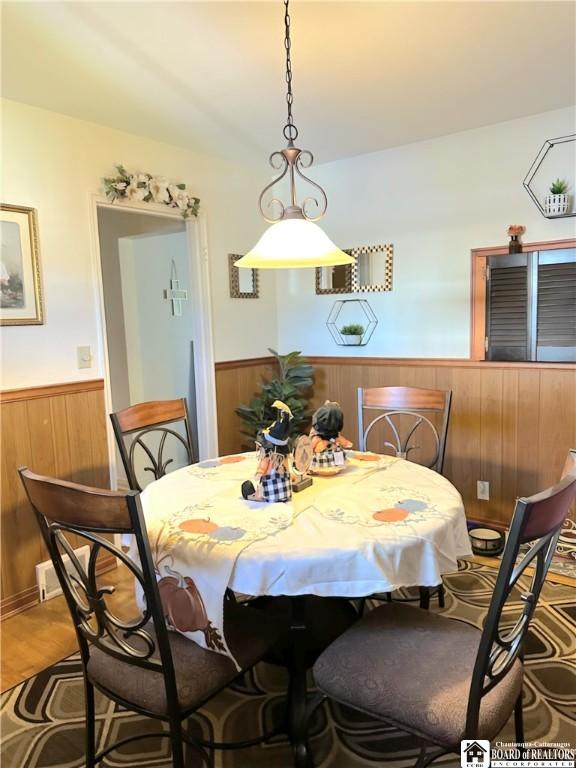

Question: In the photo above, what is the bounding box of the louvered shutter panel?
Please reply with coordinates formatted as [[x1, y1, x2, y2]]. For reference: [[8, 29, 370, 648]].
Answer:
[[537, 261, 576, 362], [486, 264, 528, 361]]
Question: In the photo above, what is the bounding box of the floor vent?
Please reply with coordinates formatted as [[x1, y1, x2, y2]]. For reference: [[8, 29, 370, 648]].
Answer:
[[35, 545, 90, 602]]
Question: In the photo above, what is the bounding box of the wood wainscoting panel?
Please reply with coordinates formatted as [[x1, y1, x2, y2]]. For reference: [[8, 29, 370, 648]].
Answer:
[[0, 379, 110, 618], [215, 357, 275, 456], [309, 358, 575, 527], [215, 357, 575, 528]]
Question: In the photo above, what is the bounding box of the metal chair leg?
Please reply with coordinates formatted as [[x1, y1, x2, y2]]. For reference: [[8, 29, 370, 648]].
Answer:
[[514, 690, 525, 745], [437, 583, 445, 608], [170, 721, 186, 768], [415, 745, 428, 768], [419, 587, 431, 610], [84, 678, 96, 768]]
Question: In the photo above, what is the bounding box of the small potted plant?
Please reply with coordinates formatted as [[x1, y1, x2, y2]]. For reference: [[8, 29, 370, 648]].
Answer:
[[340, 323, 365, 345], [545, 178, 569, 216]]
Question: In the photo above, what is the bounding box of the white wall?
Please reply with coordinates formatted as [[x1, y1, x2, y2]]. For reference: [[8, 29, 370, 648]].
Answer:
[[2, 99, 575, 390], [120, 231, 192, 408], [98, 208, 183, 411], [119, 230, 193, 482], [0, 98, 278, 389], [277, 107, 576, 358]]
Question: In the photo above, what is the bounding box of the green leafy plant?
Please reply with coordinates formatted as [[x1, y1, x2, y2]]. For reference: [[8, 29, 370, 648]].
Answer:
[[549, 178, 568, 195], [340, 323, 365, 336], [235, 349, 314, 443]]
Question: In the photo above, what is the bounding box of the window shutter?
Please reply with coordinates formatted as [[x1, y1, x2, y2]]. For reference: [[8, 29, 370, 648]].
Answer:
[[486, 263, 528, 361], [537, 261, 576, 362]]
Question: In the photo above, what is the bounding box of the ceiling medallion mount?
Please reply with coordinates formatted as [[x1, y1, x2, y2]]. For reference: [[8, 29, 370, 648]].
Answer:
[[236, 0, 353, 269]]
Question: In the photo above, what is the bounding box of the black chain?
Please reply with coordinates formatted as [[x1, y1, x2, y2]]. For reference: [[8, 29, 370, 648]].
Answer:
[[283, 0, 298, 143]]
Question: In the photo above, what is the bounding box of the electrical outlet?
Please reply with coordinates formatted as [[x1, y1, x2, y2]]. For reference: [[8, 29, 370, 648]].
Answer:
[[477, 480, 490, 501], [77, 346, 93, 369]]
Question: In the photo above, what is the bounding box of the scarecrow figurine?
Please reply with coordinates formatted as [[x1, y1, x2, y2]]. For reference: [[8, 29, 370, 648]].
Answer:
[[309, 401, 353, 474], [241, 401, 294, 503]]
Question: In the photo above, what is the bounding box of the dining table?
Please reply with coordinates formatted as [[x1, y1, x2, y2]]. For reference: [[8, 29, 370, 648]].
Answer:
[[132, 450, 472, 767]]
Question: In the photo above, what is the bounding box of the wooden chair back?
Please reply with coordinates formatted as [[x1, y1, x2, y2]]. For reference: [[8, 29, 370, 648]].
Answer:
[[357, 386, 452, 473], [18, 468, 179, 705], [465, 450, 576, 737], [110, 398, 195, 491]]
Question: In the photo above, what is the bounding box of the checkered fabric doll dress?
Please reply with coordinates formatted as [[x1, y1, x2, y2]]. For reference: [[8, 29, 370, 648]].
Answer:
[[259, 449, 292, 503], [310, 439, 346, 471], [260, 472, 292, 503]]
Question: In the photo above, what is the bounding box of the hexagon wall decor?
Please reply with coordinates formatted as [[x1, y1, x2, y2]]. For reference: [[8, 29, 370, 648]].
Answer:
[[523, 134, 575, 218], [326, 299, 378, 347]]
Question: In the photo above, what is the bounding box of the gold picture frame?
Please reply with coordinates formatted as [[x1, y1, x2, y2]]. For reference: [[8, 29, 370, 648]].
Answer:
[[228, 253, 259, 299], [0, 204, 44, 325]]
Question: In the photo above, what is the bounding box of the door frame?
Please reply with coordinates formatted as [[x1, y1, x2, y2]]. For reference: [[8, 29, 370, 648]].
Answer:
[[88, 194, 219, 489]]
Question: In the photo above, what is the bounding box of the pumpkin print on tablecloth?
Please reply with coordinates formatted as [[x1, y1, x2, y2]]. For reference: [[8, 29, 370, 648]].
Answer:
[[355, 452, 380, 461], [179, 518, 219, 535], [158, 568, 225, 651], [220, 455, 246, 464], [373, 508, 409, 522]]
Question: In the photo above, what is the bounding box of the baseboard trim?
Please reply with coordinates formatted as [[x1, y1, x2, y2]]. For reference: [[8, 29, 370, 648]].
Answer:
[[0, 555, 117, 621]]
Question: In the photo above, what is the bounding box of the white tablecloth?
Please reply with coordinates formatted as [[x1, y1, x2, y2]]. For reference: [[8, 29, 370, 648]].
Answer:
[[134, 452, 471, 662]]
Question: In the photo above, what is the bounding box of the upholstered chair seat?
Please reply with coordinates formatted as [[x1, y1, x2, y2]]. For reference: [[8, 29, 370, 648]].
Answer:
[[314, 602, 523, 747], [88, 601, 284, 717], [314, 450, 576, 767]]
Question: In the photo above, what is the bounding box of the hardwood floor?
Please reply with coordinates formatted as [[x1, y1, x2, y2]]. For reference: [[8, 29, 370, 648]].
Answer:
[[1, 564, 136, 692]]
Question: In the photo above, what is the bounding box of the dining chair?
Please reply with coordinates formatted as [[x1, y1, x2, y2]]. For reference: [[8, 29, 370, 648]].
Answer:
[[357, 385, 453, 609], [357, 385, 452, 473], [110, 398, 195, 491], [313, 449, 576, 768], [19, 468, 288, 768]]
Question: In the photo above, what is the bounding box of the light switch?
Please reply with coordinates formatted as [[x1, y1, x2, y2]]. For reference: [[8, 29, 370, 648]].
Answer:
[[77, 346, 93, 369]]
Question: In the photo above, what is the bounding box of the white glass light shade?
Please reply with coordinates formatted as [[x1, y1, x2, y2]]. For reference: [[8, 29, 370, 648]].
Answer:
[[235, 218, 355, 269]]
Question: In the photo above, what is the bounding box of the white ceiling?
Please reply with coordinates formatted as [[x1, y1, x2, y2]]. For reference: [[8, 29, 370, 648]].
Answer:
[[2, 1, 575, 165]]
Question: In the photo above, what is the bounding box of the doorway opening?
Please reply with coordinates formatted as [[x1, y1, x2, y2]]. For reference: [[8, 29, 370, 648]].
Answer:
[[96, 205, 206, 489]]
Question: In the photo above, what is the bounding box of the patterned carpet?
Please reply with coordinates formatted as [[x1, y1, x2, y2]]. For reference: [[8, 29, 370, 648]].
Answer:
[[1, 561, 575, 768], [534, 517, 576, 579]]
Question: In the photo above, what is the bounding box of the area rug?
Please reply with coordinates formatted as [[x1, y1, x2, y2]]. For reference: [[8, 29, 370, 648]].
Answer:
[[541, 517, 576, 579], [469, 518, 576, 582], [1, 562, 574, 768]]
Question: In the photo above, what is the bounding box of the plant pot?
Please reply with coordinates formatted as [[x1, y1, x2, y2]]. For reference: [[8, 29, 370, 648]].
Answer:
[[342, 334, 362, 345], [508, 235, 522, 254], [545, 193, 569, 216]]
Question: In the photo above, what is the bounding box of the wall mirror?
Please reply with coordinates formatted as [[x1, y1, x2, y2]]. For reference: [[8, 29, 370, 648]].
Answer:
[[315, 262, 353, 294], [315, 244, 393, 294], [350, 244, 394, 292], [229, 254, 259, 299]]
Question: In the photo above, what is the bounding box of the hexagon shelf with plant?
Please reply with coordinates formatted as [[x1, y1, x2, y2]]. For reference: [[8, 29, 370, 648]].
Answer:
[[326, 299, 377, 346], [523, 134, 575, 219]]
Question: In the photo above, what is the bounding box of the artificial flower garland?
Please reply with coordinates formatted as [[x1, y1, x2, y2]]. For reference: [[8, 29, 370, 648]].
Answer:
[[103, 165, 200, 219]]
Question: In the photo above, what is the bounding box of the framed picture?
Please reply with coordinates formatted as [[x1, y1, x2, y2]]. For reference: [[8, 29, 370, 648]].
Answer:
[[0, 204, 44, 325], [228, 253, 259, 298]]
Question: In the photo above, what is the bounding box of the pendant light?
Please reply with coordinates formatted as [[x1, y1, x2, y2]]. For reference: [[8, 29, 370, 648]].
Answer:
[[235, 0, 353, 270]]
